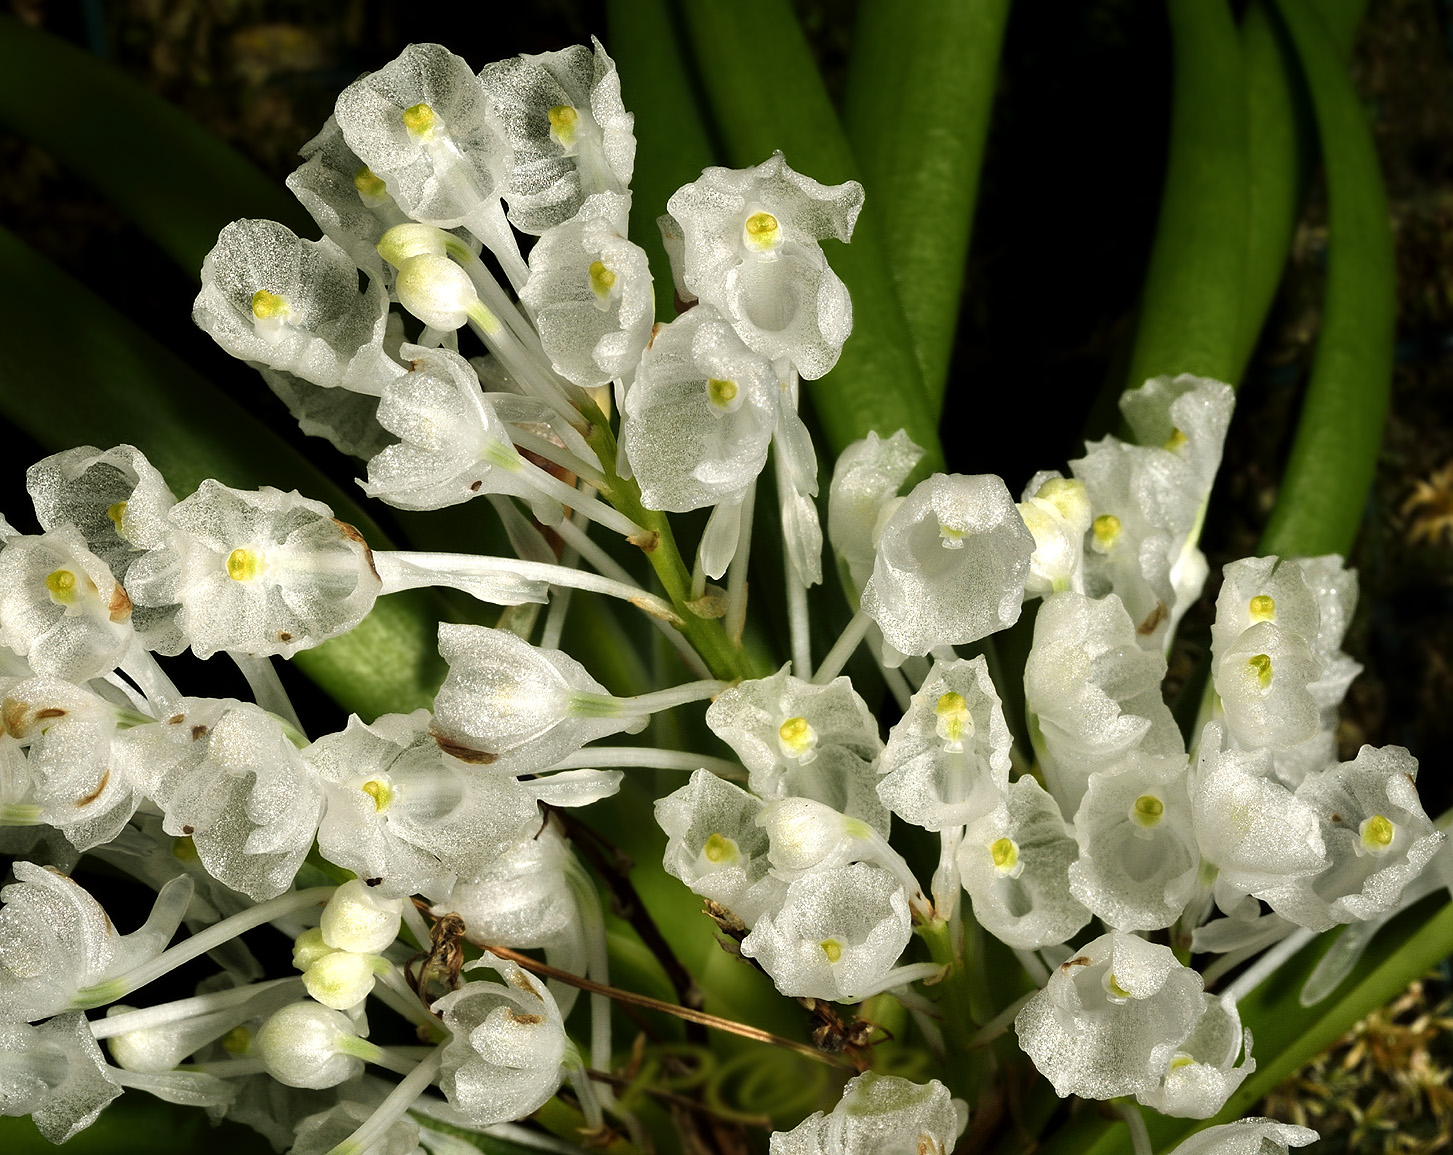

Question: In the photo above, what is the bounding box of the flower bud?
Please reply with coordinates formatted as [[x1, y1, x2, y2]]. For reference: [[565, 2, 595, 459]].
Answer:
[[255, 1002, 368, 1089], [320, 879, 404, 954], [395, 253, 480, 332]]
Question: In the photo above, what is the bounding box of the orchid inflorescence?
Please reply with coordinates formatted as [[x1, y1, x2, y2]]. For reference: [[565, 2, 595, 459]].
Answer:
[[0, 35, 1444, 1155]]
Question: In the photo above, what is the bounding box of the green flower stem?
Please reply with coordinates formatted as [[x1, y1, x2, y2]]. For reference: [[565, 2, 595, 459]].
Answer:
[[606, 0, 719, 320], [1259, 0, 1395, 559], [1233, 0, 1368, 381], [841, 0, 1012, 410], [1124, 0, 1248, 392], [581, 410, 767, 683], [916, 917, 989, 1105], [675, 0, 946, 475]]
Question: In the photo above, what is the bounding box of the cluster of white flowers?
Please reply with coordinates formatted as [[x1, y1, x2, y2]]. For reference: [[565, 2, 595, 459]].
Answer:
[[1, 33, 1443, 1155]]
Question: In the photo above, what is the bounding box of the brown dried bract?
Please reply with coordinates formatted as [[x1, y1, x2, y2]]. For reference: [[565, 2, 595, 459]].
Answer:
[[429, 729, 499, 765], [405, 906, 467, 1008], [109, 584, 133, 622]]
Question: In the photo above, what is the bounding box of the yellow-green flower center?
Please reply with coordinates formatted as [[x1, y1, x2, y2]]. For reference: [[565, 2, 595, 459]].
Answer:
[[703, 832, 739, 865], [588, 259, 617, 300], [44, 568, 77, 604], [360, 779, 394, 813], [989, 837, 1019, 873], [707, 377, 739, 410], [1092, 513, 1122, 551], [1131, 793, 1165, 828], [1249, 594, 1276, 622], [250, 289, 288, 320], [743, 210, 782, 252], [819, 939, 843, 963], [401, 102, 436, 135], [778, 716, 817, 759], [1360, 813, 1395, 854], [226, 548, 262, 582], [935, 691, 973, 748], [1247, 653, 1273, 689], [353, 165, 388, 200], [547, 104, 579, 146]]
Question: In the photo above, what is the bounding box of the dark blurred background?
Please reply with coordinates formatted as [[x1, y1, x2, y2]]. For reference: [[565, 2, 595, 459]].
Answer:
[[0, 1, 1450, 1148]]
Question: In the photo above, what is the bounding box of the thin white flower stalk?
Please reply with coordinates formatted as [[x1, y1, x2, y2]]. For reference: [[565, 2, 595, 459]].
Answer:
[[74, 888, 335, 1009], [371, 551, 676, 621]]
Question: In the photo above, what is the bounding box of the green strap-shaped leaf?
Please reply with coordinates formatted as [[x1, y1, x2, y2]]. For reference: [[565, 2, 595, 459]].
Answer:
[[1258, 0, 1394, 559], [0, 1097, 266, 1153], [1125, 0, 1248, 392], [841, 0, 1012, 411], [0, 226, 444, 719], [674, 0, 946, 474], [606, 0, 720, 319], [0, 16, 309, 274], [1233, 0, 1367, 381]]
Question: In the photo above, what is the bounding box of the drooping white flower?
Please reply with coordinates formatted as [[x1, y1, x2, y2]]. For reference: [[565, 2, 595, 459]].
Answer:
[[1260, 744, 1444, 931], [663, 152, 862, 379], [333, 43, 509, 237], [434, 825, 582, 963], [861, 472, 1035, 660], [1017, 472, 1092, 598], [0, 1013, 120, 1144], [740, 863, 913, 1002], [1025, 590, 1183, 814], [1165, 1119, 1318, 1155], [428, 624, 650, 774], [757, 797, 924, 912], [1072, 374, 1234, 651], [654, 768, 784, 927], [1210, 555, 1362, 757], [826, 430, 924, 600], [0, 863, 188, 1021], [518, 192, 653, 389], [26, 444, 177, 584], [769, 1071, 966, 1155], [362, 344, 548, 513], [1069, 750, 1199, 932], [1014, 930, 1205, 1101], [433, 954, 568, 1126], [125, 481, 382, 660], [124, 699, 324, 901], [706, 666, 888, 832], [194, 218, 401, 395], [1136, 993, 1254, 1119], [1, 676, 142, 851], [877, 656, 1012, 832], [1188, 722, 1328, 909], [620, 304, 779, 517], [287, 117, 399, 285], [958, 775, 1091, 951], [309, 711, 547, 899], [0, 526, 133, 681], [481, 38, 635, 235]]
